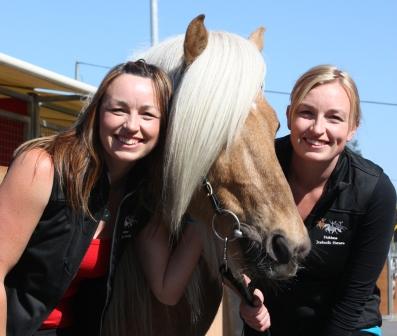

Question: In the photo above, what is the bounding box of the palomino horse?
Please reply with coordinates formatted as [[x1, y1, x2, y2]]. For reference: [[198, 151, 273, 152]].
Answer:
[[103, 15, 310, 335]]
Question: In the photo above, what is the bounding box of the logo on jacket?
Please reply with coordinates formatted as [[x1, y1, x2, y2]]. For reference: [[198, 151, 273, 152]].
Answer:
[[121, 215, 136, 239], [316, 218, 346, 235], [124, 215, 135, 229]]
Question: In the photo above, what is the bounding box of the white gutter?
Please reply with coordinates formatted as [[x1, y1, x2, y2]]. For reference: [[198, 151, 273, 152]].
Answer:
[[0, 52, 97, 94]]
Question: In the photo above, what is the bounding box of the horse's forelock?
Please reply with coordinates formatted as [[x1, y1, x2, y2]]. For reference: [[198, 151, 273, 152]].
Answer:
[[138, 31, 266, 235]]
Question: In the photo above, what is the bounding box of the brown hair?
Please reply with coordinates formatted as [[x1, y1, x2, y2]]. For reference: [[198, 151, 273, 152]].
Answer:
[[14, 60, 172, 216]]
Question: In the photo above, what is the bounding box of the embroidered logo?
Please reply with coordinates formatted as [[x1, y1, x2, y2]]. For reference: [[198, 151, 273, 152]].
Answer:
[[121, 215, 136, 239], [316, 218, 346, 235], [124, 215, 135, 229]]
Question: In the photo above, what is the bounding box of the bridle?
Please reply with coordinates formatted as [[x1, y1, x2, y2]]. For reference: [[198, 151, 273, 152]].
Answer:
[[202, 178, 256, 303], [203, 178, 269, 335]]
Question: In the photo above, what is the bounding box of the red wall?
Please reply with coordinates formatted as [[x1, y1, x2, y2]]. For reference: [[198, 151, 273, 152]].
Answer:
[[0, 98, 28, 166]]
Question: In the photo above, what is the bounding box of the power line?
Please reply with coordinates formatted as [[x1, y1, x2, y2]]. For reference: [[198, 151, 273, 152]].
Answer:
[[360, 100, 397, 107], [74, 61, 111, 80], [72, 64, 397, 108], [265, 89, 397, 107]]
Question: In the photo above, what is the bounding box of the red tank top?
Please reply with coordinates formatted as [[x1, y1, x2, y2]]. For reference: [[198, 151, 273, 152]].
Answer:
[[41, 238, 111, 329]]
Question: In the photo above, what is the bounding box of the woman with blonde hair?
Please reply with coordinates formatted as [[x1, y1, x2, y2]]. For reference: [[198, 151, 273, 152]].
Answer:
[[242, 65, 396, 335]]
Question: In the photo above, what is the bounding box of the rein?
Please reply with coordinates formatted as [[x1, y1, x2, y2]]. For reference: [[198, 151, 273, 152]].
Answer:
[[203, 178, 269, 335]]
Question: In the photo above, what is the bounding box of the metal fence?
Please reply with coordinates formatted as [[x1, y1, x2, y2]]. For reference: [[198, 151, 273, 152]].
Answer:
[[387, 239, 397, 317]]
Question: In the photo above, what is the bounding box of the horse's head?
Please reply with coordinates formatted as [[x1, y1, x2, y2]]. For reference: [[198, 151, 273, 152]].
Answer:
[[141, 15, 310, 281]]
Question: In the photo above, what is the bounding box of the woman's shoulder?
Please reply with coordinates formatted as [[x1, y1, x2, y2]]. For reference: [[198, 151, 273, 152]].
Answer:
[[0, 148, 55, 220], [345, 147, 383, 178], [12, 148, 54, 178], [372, 170, 396, 201], [339, 148, 395, 210]]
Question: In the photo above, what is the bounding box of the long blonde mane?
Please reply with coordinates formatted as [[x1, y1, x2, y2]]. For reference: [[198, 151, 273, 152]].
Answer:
[[103, 28, 268, 335], [140, 31, 266, 233]]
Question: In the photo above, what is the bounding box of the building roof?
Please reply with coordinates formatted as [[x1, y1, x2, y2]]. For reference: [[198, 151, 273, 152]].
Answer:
[[0, 52, 97, 133]]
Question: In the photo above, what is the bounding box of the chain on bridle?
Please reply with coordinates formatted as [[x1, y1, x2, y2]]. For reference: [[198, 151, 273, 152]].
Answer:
[[202, 178, 269, 335]]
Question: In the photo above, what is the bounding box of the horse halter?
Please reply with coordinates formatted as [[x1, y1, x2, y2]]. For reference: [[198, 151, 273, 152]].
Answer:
[[203, 178, 243, 245], [203, 178, 270, 335], [203, 178, 245, 270]]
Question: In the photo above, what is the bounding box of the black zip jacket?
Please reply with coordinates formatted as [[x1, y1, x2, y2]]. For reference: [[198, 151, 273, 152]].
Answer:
[[257, 136, 396, 336], [5, 167, 151, 336]]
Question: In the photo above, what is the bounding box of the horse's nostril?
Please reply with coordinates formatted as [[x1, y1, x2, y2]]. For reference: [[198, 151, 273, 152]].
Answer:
[[271, 235, 291, 264]]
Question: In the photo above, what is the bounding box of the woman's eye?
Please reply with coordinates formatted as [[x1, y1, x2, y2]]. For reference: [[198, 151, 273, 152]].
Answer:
[[329, 115, 344, 122], [298, 110, 313, 118], [140, 109, 160, 120], [141, 113, 157, 120], [110, 108, 125, 114]]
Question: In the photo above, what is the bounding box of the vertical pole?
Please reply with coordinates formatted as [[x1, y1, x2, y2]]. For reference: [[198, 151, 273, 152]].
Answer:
[[150, 0, 159, 46], [75, 61, 80, 81], [28, 94, 40, 138], [387, 251, 393, 315]]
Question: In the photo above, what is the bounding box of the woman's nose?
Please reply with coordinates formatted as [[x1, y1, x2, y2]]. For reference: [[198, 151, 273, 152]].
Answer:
[[310, 117, 325, 134], [123, 113, 139, 132]]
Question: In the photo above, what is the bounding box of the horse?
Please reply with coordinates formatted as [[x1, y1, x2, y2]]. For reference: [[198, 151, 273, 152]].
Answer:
[[103, 15, 311, 336]]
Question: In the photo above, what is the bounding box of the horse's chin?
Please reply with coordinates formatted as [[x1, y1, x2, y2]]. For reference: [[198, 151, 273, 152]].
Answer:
[[265, 262, 299, 280]]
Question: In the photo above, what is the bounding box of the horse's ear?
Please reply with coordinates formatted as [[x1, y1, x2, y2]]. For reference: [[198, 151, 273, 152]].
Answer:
[[249, 27, 266, 51], [184, 14, 209, 65]]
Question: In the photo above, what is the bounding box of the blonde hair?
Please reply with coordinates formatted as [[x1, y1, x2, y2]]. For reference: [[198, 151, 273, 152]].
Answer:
[[141, 32, 265, 233], [102, 29, 266, 336], [289, 64, 361, 129]]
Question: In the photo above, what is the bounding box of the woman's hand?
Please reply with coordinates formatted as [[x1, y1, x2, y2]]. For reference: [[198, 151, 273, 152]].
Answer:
[[239, 274, 271, 332]]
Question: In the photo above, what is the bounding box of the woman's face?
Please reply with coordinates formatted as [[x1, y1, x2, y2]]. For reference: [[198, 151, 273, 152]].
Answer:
[[287, 81, 356, 165], [99, 74, 161, 175]]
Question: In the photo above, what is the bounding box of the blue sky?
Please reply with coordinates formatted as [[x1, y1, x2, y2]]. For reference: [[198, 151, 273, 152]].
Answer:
[[2, 1, 396, 189]]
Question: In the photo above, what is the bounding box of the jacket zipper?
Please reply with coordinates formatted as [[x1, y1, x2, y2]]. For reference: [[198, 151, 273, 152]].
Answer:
[[98, 189, 135, 336]]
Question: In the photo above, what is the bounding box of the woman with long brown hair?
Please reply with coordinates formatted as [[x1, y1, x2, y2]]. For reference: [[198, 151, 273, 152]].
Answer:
[[0, 59, 172, 335]]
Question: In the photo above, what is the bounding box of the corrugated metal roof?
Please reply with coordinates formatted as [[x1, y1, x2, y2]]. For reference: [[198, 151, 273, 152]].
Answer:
[[0, 53, 97, 134]]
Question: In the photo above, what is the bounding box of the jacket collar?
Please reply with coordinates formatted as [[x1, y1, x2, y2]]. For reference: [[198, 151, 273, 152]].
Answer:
[[275, 135, 351, 226]]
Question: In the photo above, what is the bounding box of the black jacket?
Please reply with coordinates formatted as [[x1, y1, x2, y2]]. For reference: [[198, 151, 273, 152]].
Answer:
[[5, 168, 151, 336], [258, 136, 396, 336]]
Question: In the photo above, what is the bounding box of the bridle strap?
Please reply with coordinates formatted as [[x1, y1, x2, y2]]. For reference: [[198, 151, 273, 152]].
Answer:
[[220, 264, 255, 305], [203, 178, 223, 214], [202, 178, 270, 335]]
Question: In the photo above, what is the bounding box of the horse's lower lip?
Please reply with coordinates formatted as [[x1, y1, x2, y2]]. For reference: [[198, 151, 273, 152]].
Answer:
[[239, 237, 300, 279], [268, 262, 299, 280]]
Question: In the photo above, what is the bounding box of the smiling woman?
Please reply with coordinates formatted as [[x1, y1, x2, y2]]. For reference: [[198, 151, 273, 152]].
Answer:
[[241, 65, 397, 336], [99, 74, 162, 182], [0, 59, 172, 336]]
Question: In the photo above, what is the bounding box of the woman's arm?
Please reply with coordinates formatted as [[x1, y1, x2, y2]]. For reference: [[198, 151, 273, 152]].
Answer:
[[135, 214, 203, 305], [0, 149, 54, 334], [324, 173, 396, 335]]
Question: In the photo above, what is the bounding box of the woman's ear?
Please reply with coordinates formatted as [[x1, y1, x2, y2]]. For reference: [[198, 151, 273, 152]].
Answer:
[[347, 126, 357, 142], [286, 106, 292, 130]]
